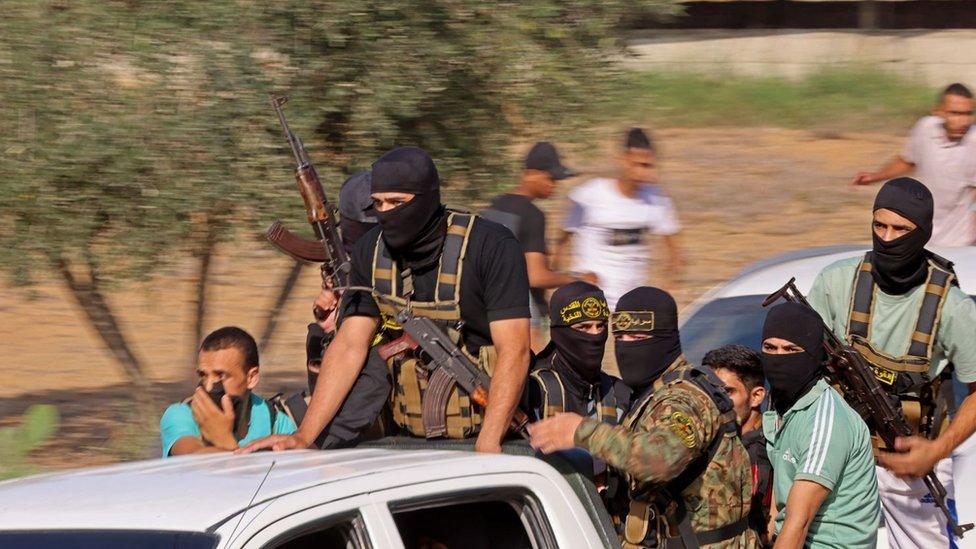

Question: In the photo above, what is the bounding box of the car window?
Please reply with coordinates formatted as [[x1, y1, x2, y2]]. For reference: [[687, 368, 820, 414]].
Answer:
[[269, 513, 371, 549], [0, 530, 217, 548], [681, 295, 767, 365], [391, 489, 554, 549]]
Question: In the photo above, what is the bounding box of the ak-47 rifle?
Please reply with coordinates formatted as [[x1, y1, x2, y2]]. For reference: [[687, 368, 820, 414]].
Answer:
[[359, 288, 530, 440], [266, 95, 350, 288], [763, 278, 973, 538]]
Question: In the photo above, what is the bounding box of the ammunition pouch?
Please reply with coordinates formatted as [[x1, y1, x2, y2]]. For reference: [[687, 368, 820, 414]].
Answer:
[[373, 211, 487, 439], [846, 252, 956, 442]]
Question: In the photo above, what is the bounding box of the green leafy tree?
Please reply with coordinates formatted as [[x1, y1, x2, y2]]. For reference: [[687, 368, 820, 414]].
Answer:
[[0, 0, 679, 388]]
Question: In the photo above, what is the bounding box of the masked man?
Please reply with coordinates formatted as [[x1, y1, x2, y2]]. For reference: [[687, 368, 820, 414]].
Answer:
[[243, 146, 530, 454], [160, 327, 297, 457], [529, 287, 756, 548], [808, 177, 976, 548], [526, 281, 630, 423], [761, 303, 880, 548]]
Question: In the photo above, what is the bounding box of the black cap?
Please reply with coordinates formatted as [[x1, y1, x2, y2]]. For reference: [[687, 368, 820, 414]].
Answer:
[[525, 141, 576, 180], [549, 281, 609, 327], [339, 171, 378, 223]]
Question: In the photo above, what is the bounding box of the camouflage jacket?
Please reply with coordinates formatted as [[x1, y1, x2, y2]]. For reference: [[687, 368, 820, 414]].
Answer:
[[575, 356, 758, 548]]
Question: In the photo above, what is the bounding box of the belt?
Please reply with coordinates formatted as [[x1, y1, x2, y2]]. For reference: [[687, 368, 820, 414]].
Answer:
[[665, 516, 750, 548]]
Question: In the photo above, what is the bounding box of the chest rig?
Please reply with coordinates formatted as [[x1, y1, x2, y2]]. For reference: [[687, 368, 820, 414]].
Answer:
[[621, 361, 745, 549], [846, 252, 957, 438], [529, 363, 622, 424], [371, 211, 492, 439]]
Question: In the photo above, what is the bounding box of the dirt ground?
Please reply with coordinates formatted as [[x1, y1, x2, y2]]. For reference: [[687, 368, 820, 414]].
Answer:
[[0, 126, 903, 471]]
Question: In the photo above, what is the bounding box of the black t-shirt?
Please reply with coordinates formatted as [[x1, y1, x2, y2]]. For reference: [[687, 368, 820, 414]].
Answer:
[[341, 216, 530, 351], [485, 194, 547, 254], [742, 428, 772, 543]]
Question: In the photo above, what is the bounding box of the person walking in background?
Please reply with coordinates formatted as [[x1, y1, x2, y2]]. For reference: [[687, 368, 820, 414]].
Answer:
[[852, 83, 976, 246], [483, 141, 596, 351], [557, 128, 681, 309]]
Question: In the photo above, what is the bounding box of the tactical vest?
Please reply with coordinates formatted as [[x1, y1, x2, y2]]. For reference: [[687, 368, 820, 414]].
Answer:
[[529, 366, 622, 425], [622, 360, 747, 549], [846, 252, 957, 438], [371, 211, 491, 439], [271, 391, 387, 449]]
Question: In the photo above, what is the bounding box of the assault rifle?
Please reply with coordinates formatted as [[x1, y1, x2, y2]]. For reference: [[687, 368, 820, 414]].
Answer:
[[763, 278, 973, 538], [366, 290, 530, 440], [266, 95, 350, 288]]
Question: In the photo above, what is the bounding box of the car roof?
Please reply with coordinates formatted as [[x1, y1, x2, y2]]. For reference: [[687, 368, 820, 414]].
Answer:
[[696, 245, 976, 303], [0, 449, 555, 532]]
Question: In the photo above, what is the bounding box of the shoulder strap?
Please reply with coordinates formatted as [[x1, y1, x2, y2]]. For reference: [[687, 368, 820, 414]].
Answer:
[[847, 252, 875, 340], [530, 368, 566, 419], [434, 211, 474, 303], [908, 258, 955, 359], [598, 374, 621, 425]]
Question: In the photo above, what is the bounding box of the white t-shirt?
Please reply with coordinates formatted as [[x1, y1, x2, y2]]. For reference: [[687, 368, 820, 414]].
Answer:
[[564, 178, 680, 308], [901, 115, 976, 247]]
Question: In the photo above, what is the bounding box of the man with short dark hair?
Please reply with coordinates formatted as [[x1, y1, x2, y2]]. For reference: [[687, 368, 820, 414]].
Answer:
[[483, 142, 595, 351], [852, 83, 976, 246], [159, 326, 296, 457], [558, 128, 681, 308], [704, 344, 771, 546]]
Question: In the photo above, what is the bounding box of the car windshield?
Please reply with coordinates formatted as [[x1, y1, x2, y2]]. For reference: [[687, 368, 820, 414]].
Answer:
[[0, 531, 217, 549], [681, 295, 767, 366]]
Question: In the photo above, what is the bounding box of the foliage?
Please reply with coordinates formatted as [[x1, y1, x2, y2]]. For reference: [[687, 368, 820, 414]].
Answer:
[[0, 405, 60, 480], [604, 67, 935, 132]]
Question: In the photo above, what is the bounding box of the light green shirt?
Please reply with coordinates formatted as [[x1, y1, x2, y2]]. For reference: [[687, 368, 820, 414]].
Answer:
[[764, 379, 880, 548], [807, 256, 976, 383]]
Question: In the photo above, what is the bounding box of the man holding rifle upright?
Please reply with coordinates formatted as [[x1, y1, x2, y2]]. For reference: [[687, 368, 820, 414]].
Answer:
[[807, 177, 976, 548], [244, 146, 531, 453]]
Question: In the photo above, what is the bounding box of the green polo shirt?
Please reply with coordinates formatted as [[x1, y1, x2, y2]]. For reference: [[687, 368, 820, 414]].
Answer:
[[807, 256, 976, 383], [764, 379, 880, 549]]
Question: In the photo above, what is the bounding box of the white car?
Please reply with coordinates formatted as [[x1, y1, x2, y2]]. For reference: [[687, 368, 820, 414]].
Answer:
[[0, 445, 620, 548], [679, 244, 976, 548]]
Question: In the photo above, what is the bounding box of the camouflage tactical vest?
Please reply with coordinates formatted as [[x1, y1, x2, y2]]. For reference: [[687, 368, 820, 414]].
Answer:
[[845, 252, 957, 438], [621, 358, 746, 549], [371, 211, 494, 439]]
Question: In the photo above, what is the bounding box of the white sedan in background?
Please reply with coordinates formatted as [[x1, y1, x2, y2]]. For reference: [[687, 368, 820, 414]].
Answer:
[[679, 244, 976, 549]]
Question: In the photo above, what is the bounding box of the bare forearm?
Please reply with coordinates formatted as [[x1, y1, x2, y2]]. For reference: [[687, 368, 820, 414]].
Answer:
[[297, 337, 369, 444], [481, 346, 529, 445], [527, 267, 576, 289], [937, 391, 976, 458], [773, 515, 810, 549], [875, 157, 914, 181]]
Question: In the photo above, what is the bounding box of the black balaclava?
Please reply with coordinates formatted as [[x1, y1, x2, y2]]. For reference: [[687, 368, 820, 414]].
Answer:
[[305, 322, 330, 393], [761, 303, 826, 415], [611, 287, 682, 394], [548, 281, 610, 383], [370, 146, 446, 270], [338, 171, 379, 255], [871, 177, 934, 295]]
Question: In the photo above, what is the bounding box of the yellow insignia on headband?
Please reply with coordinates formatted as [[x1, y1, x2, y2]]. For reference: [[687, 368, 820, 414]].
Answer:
[[581, 297, 608, 319], [610, 311, 655, 332]]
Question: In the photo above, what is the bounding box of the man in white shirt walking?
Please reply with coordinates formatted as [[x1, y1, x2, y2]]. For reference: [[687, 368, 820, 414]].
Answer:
[[557, 127, 681, 309], [852, 83, 976, 247]]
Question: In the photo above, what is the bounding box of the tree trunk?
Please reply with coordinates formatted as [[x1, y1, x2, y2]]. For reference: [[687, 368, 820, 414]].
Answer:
[[258, 259, 307, 352], [53, 255, 148, 388], [188, 219, 218, 369]]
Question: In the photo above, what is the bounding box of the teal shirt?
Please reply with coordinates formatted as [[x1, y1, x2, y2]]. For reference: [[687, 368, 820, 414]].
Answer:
[[764, 379, 880, 549], [159, 393, 297, 458], [807, 256, 976, 383]]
